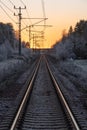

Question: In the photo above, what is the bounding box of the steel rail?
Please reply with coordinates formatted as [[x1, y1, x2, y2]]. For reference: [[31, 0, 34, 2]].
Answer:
[[45, 56, 80, 130], [10, 56, 41, 130]]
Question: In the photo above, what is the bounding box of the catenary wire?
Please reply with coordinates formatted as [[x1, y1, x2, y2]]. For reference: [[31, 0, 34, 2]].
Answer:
[[8, 0, 14, 6], [0, 4, 17, 23], [0, 0, 14, 13]]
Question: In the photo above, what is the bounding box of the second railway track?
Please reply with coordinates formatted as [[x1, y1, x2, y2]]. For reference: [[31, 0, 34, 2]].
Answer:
[[9, 55, 80, 130]]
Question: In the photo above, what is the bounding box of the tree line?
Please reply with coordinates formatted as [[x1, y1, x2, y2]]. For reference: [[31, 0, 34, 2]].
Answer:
[[0, 22, 27, 48], [53, 20, 87, 59]]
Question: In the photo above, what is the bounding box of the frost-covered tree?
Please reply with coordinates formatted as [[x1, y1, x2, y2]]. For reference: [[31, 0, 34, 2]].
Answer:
[[74, 20, 87, 37], [61, 29, 67, 42], [68, 26, 73, 36], [0, 23, 6, 43], [53, 38, 75, 60], [0, 22, 32, 61], [0, 22, 16, 46], [73, 20, 87, 58], [6, 23, 15, 43], [51, 20, 87, 60]]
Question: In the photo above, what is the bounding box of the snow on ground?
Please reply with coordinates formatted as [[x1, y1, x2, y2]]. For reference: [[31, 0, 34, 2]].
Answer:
[[0, 39, 36, 83], [0, 59, 25, 122], [0, 40, 13, 61], [51, 60, 87, 128], [48, 57, 87, 128], [74, 59, 87, 71], [0, 47, 39, 83], [57, 59, 87, 91], [0, 59, 27, 83], [0, 53, 35, 122]]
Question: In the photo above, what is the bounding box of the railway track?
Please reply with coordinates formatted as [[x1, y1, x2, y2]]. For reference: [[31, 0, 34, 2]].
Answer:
[[5, 55, 80, 130], [46, 55, 87, 130]]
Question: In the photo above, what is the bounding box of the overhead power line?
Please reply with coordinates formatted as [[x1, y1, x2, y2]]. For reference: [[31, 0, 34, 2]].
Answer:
[[0, 5, 16, 23], [8, 0, 14, 6], [0, 0, 19, 22], [19, 0, 30, 26], [20, 0, 34, 27], [7, 0, 29, 31], [25, 0, 37, 30], [41, 0, 46, 29], [41, 0, 46, 19], [20, 0, 25, 6], [0, 0, 14, 13]]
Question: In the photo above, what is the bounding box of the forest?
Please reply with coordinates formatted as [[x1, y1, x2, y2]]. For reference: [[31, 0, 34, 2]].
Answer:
[[0, 22, 30, 61], [52, 20, 87, 60]]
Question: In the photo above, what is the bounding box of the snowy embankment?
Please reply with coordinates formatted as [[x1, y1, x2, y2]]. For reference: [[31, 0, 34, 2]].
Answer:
[[0, 59, 25, 83], [56, 59, 87, 91], [0, 39, 36, 83], [48, 34, 87, 91], [47, 52, 87, 128], [48, 58, 87, 128], [74, 60, 87, 71]]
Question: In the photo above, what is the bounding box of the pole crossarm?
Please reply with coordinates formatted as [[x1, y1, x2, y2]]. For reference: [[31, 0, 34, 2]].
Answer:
[[14, 6, 26, 10]]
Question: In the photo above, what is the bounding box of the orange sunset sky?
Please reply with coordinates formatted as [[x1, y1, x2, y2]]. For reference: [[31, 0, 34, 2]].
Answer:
[[0, 0, 87, 48]]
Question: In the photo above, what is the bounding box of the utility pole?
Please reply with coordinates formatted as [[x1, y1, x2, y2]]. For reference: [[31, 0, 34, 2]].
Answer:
[[33, 34, 35, 51], [31, 25, 52, 48], [21, 18, 48, 45], [14, 6, 26, 55], [29, 26, 32, 46]]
